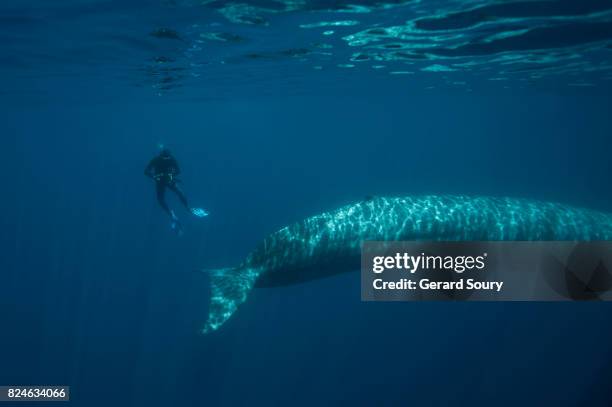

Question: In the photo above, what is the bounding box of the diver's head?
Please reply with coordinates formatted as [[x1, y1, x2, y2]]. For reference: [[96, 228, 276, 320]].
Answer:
[[159, 147, 172, 158]]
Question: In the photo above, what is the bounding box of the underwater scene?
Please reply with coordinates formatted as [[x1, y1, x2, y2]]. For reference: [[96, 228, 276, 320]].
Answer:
[[2, 0, 612, 406]]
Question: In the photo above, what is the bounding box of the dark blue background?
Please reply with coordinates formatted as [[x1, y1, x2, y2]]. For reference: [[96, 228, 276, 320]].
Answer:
[[1, 0, 612, 403]]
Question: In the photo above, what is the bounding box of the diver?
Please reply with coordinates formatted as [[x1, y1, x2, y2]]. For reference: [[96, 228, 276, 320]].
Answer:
[[145, 147, 208, 234]]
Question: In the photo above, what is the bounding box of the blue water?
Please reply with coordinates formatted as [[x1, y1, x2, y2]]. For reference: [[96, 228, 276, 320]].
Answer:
[[2, 1, 612, 406]]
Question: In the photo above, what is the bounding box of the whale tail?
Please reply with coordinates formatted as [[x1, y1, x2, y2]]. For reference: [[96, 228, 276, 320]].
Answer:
[[201, 266, 260, 334]]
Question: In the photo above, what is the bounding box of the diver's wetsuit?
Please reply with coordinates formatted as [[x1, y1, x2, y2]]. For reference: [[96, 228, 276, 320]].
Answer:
[[145, 153, 189, 217]]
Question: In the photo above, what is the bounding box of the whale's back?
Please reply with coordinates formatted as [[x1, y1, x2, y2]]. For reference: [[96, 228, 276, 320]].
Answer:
[[248, 196, 612, 287]]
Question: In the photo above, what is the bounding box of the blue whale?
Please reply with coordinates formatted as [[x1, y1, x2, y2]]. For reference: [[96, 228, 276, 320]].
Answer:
[[202, 195, 612, 332]]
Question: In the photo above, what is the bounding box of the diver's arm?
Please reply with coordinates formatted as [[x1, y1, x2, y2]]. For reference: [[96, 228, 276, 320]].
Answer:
[[170, 158, 181, 175]]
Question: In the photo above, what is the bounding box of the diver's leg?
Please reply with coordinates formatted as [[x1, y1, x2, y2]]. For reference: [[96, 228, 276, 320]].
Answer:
[[168, 183, 190, 210], [156, 182, 172, 217], [158, 182, 182, 234], [167, 182, 208, 218]]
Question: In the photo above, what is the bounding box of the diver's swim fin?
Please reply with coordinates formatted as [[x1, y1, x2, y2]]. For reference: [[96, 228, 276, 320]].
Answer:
[[191, 208, 209, 218], [170, 210, 184, 236], [171, 219, 184, 236]]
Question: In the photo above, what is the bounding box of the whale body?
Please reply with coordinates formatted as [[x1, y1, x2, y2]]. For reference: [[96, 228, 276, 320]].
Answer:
[[202, 195, 612, 332]]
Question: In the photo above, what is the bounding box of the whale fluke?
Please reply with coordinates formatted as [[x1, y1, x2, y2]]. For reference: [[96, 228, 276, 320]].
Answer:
[[202, 267, 260, 333]]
